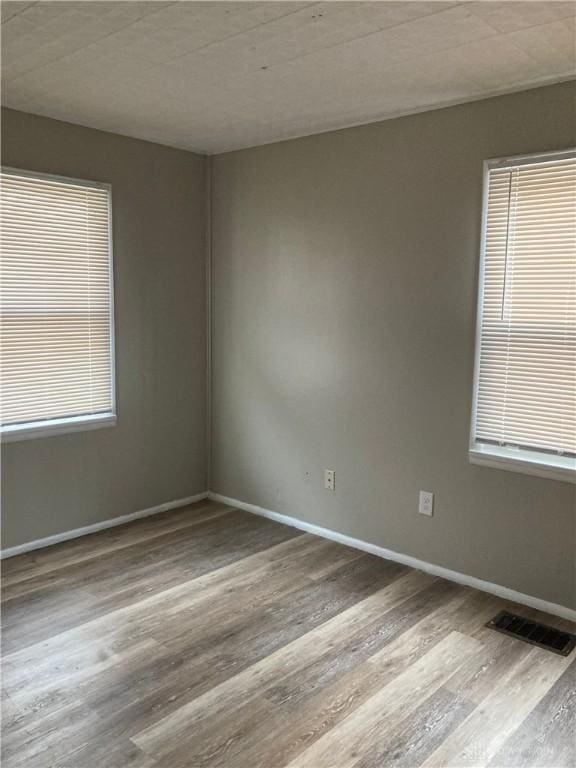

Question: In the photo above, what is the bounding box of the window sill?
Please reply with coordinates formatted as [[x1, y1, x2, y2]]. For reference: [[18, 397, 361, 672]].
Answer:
[[1, 414, 117, 443], [470, 445, 575, 484]]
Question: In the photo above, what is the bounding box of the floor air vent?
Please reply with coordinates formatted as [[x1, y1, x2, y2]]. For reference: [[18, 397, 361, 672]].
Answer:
[[486, 610, 576, 656]]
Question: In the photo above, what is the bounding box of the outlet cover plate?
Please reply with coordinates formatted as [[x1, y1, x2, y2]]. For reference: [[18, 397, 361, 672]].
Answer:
[[419, 490, 434, 516]]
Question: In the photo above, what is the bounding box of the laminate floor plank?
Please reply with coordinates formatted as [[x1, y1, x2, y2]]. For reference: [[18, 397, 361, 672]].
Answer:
[[354, 687, 474, 768], [1, 502, 230, 590], [3, 536, 355, 728], [3, 533, 339, 686], [2, 512, 302, 653], [285, 631, 482, 768], [488, 660, 576, 768], [4, 546, 392, 762], [131, 570, 437, 764], [421, 647, 574, 767], [137, 587, 496, 768], [1, 501, 574, 768], [77, 556, 408, 740]]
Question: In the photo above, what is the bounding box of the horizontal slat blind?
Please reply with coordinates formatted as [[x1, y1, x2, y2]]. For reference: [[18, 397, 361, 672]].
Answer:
[[474, 155, 576, 457], [1, 170, 114, 428]]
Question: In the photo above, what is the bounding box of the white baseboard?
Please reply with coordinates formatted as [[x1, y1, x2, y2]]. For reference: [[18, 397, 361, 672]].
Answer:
[[208, 492, 576, 622], [1, 492, 209, 559]]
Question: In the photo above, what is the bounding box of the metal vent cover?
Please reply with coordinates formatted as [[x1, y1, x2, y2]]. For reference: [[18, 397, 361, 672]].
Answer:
[[486, 610, 576, 656]]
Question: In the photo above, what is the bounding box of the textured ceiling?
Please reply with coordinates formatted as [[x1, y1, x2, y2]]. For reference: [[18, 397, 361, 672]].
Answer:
[[1, 1, 575, 154]]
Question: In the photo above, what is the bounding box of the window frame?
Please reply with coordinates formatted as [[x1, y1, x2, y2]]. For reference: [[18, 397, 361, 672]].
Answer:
[[469, 149, 576, 484], [0, 166, 117, 442]]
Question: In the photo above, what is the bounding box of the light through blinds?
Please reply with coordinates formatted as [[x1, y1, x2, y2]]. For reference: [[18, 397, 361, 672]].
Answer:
[[0, 169, 115, 438], [471, 151, 576, 479]]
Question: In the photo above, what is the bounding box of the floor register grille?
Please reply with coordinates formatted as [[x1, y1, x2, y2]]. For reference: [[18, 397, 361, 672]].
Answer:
[[486, 610, 576, 656]]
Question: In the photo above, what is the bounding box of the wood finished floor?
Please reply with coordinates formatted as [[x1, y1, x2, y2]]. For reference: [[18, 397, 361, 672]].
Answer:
[[2, 501, 575, 768]]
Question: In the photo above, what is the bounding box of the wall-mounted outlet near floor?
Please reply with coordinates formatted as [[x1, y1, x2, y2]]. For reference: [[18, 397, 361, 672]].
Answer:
[[324, 470, 335, 491], [419, 490, 434, 516]]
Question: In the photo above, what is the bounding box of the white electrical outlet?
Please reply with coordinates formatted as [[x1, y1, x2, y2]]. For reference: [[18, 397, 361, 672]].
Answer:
[[324, 470, 335, 491], [419, 491, 434, 516]]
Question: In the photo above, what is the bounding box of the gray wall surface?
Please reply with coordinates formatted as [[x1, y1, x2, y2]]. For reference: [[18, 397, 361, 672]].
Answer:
[[211, 82, 576, 609], [2, 108, 207, 548]]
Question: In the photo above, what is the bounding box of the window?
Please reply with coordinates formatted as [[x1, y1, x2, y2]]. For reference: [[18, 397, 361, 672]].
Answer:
[[470, 150, 576, 483], [1, 168, 115, 441]]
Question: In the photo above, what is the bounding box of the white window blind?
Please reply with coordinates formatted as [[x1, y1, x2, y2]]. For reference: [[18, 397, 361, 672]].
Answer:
[[0, 168, 115, 439], [471, 150, 576, 480]]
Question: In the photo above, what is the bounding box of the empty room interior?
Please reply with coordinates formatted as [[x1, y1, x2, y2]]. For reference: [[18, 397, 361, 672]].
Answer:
[[1, 1, 576, 766]]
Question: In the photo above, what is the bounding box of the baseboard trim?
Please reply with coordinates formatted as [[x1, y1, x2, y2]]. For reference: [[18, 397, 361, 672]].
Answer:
[[1, 492, 209, 559], [208, 492, 576, 622]]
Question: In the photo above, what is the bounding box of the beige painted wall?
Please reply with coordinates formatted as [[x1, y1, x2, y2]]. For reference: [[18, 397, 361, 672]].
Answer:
[[1, 108, 207, 549], [211, 82, 576, 609]]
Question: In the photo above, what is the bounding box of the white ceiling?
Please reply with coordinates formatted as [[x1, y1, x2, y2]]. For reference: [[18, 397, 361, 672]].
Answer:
[[1, 1, 575, 154]]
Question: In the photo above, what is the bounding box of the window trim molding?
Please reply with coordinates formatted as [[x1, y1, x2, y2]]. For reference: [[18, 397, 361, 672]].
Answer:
[[0, 166, 117, 441], [1, 413, 117, 443], [486, 147, 576, 170], [1, 165, 112, 192], [470, 444, 576, 484], [469, 148, 576, 484]]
